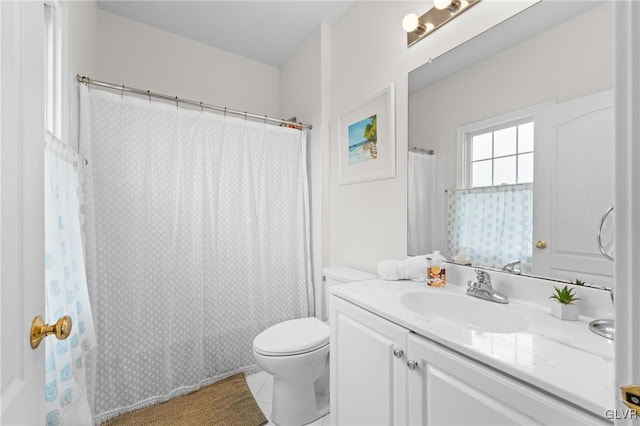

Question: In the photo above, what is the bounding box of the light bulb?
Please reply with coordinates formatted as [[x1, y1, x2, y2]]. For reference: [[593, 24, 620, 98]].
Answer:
[[402, 13, 419, 32], [433, 0, 452, 10], [434, 0, 460, 11]]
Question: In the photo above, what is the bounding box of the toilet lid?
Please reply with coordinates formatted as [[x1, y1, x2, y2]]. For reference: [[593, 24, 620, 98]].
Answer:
[[253, 317, 329, 356]]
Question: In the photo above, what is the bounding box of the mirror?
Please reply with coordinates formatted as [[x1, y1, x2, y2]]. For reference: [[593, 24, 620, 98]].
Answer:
[[408, 1, 614, 289]]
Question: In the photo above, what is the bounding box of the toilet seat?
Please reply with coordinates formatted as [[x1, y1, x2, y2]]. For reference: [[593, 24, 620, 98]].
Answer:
[[253, 317, 329, 356]]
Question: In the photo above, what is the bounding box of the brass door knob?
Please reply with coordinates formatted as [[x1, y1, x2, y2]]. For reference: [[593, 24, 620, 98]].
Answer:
[[30, 315, 72, 349], [535, 240, 548, 249]]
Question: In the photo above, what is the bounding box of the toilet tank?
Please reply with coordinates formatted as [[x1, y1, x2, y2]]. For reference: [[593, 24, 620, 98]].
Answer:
[[322, 266, 377, 321]]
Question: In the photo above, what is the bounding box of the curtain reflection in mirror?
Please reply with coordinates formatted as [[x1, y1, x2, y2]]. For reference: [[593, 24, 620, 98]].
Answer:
[[447, 183, 533, 271], [408, 150, 445, 256]]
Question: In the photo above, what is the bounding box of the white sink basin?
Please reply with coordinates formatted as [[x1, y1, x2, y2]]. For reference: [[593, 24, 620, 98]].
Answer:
[[399, 291, 529, 333]]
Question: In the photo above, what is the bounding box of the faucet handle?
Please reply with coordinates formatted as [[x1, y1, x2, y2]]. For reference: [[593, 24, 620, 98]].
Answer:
[[475, 269, 492, 285], [501, 259, 522, 274]]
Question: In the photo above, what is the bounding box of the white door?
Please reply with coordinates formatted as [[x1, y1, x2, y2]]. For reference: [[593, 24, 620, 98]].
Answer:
[[614, 0, 640, 416], [532, 90, 614, 287], [1, 1, 46, 424], [330, 296, 407, 426]]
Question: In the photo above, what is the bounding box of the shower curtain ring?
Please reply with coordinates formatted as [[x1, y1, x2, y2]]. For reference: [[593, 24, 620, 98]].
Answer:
[[200, 102, 203, 113], [224, 107, 227, 118], [147, 90, 151, 103], [175, 97, 179, 110], [121, 84, 125, 99], [264, 115, 267, 124], [244, 111, 247, 121]]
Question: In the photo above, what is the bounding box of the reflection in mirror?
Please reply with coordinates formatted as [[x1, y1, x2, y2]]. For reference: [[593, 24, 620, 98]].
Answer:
[[407, 1, 614, 288]]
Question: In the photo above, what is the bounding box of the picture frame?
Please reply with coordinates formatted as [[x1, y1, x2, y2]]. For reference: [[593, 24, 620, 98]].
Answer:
[[338, 83, 396, 185]]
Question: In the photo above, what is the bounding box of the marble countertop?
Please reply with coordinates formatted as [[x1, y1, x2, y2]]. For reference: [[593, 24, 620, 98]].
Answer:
[[330, 278, 614, 420]]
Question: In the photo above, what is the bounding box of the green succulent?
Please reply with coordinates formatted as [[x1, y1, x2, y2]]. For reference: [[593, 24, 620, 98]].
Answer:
[[549, 285, 581, 305], [571, 279, 586, 286]]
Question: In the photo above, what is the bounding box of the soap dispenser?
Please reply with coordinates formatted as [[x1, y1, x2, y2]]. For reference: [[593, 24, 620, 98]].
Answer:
[[426, 251, 447, 287]]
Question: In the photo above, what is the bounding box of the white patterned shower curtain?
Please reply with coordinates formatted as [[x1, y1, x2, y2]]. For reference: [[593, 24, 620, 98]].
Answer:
[[44, 135, 97, 426], [79, 86, 312, 422], [407, 151, 444, 256]]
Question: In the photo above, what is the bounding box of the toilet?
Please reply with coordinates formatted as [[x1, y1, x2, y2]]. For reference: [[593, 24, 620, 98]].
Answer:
[[252, 266, 376, 426]]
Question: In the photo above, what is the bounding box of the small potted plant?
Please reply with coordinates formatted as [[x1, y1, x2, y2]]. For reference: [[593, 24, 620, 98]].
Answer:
[[549, 285, 581, 320], [570, 279, 586, 286]]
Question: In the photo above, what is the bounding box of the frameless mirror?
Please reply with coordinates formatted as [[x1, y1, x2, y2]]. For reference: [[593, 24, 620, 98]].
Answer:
[[408, 1, 614, 289]]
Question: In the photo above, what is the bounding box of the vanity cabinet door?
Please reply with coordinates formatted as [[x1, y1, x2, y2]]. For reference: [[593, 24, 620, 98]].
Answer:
[[330, 296, 408, 426], [406, 334, 607, 426]]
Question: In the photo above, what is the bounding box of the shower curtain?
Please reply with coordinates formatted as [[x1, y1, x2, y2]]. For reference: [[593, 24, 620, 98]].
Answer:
[[407, 151, 443, 255], [79, 86, 312, 421], [44, 135, 96, 426], [447, 183, 533, 271]]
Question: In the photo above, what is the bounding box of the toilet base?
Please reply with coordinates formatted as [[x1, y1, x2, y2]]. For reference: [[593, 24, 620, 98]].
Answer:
[[252, 318, 331, 426], [271, 370, 329, 426]]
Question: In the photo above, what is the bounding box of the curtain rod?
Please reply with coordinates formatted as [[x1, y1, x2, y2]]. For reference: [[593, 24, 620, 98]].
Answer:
[[45, 133, 88, 166], [409, 146, 434, 155], [76, 75, 312, 130]]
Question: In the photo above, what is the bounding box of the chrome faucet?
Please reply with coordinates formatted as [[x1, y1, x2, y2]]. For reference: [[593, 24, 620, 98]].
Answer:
[[466, 269, 509, 304], [501, 259, 521, 275]]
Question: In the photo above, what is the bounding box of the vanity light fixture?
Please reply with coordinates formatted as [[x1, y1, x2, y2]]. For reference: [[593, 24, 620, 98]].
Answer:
[[403, 0, 480, 48]]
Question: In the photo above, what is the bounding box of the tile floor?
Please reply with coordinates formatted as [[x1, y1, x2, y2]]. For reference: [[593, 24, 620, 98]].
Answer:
[[246, 371, 330, 426]]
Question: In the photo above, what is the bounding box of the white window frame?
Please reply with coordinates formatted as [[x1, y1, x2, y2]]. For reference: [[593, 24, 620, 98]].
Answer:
[[456, 101, 555, 188], [44, 1, 68, 141]]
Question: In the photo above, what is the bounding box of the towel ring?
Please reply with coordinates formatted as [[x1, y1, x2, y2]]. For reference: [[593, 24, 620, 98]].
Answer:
[[597, 205, 614, 261]]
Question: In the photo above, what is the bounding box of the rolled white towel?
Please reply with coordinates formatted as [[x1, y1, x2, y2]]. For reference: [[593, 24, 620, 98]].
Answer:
[[377, 259, 401, 280], [377, 256, 427, 281], [404, 256, 428, 281]]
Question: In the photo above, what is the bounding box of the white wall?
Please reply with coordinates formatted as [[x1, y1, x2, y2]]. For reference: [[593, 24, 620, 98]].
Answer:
[[93, 9, 280, 117], [327, 1, 536, 273], [67, 3, 281, 146], [280, 27, 322, 124], [279, 25, 327, 318], [409, 3, 614, 195], [68, 1, 97, 79], [68, 1, 98, 151]]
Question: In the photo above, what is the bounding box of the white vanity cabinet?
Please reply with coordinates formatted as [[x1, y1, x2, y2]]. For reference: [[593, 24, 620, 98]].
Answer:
[[330, 295, 608, 426], [330, 296, 408, 426]]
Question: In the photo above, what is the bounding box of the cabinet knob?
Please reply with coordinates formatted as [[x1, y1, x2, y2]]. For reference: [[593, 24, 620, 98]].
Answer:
[[407, 360, 418, 371], [393, 348, 404, 359]]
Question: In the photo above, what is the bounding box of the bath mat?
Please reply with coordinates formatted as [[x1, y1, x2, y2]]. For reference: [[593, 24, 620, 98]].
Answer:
[[102, 373, 268, 426]]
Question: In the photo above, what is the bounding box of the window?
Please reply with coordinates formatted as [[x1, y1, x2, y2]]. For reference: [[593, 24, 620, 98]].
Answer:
[[44, 2, 62, 138], [451, 108, 543, 272], [465, 120, 534, 188]]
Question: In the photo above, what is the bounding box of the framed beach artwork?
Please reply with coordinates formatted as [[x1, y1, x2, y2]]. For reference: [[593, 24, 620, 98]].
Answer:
[[338, 84, 395, 185]]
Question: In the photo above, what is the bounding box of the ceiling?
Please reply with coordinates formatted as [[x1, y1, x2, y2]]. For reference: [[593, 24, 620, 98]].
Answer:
[[97, 1, 354, 67]]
